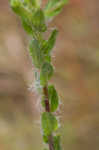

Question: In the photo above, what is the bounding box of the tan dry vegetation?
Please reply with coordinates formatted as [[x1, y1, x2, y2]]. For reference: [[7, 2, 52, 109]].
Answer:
[[0, 0, 99, 150]]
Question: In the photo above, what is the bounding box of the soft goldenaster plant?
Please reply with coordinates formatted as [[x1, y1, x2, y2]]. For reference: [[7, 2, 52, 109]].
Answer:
[[9, 0, 68, 150]]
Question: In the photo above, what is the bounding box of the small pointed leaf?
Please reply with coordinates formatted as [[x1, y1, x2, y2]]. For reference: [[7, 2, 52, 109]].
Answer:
[[44, 0, 68, 19], [53, 136, 62, 150], [29, 39, 44, 68], [10, 0, 32, 19], [21, 17, 33, 35], [41, 112, 58, 136], [40, 62, 54, 86], [48, 85, 59, 112], [43, 134, 49, 143], [23, 0, 36, 6], [32, 9, 47, 32], [45, 0, 59, 10], [42, 29, 58, 55], [10, 1, 45, 32], [47, 29, 58, 52]]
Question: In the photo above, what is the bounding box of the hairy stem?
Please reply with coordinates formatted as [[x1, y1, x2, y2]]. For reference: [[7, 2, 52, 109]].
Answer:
[[43, 85, 55, 150]]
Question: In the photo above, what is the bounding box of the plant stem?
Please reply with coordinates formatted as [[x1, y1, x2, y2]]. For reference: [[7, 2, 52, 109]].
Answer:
[[43, 86, 50, 112], [43, 85, 55, 150]]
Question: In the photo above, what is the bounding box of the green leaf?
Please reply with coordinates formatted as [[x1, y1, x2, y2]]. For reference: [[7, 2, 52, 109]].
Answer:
[[10, 0, 23, 15], [29, 39, 44, 68], [41, 112, 58, 136], [32, 9, 47, 32], [40, 29, 58, 63], [10, 0, 32, 19], [53, 136, 62, 150], [48, 85, 59, 112], [40, 62, 54, 86], [45, 7, 62, 18], [44, 0, 68, 19], [44, 55, 51, 63], [23, 0, 36, 6], [45, 0, 59, 10], [44, 29, 58, 54], [10, 1, 45, 32], [21, 17, 33, 35], [14, 0, 41, 8], [43, 134, 49, 143], [25, 0, 42, 8], [47, 29, 58, 51]]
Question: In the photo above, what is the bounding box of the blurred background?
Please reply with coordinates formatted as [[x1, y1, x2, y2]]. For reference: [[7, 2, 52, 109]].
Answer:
[[0, 0, 99, 150]]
